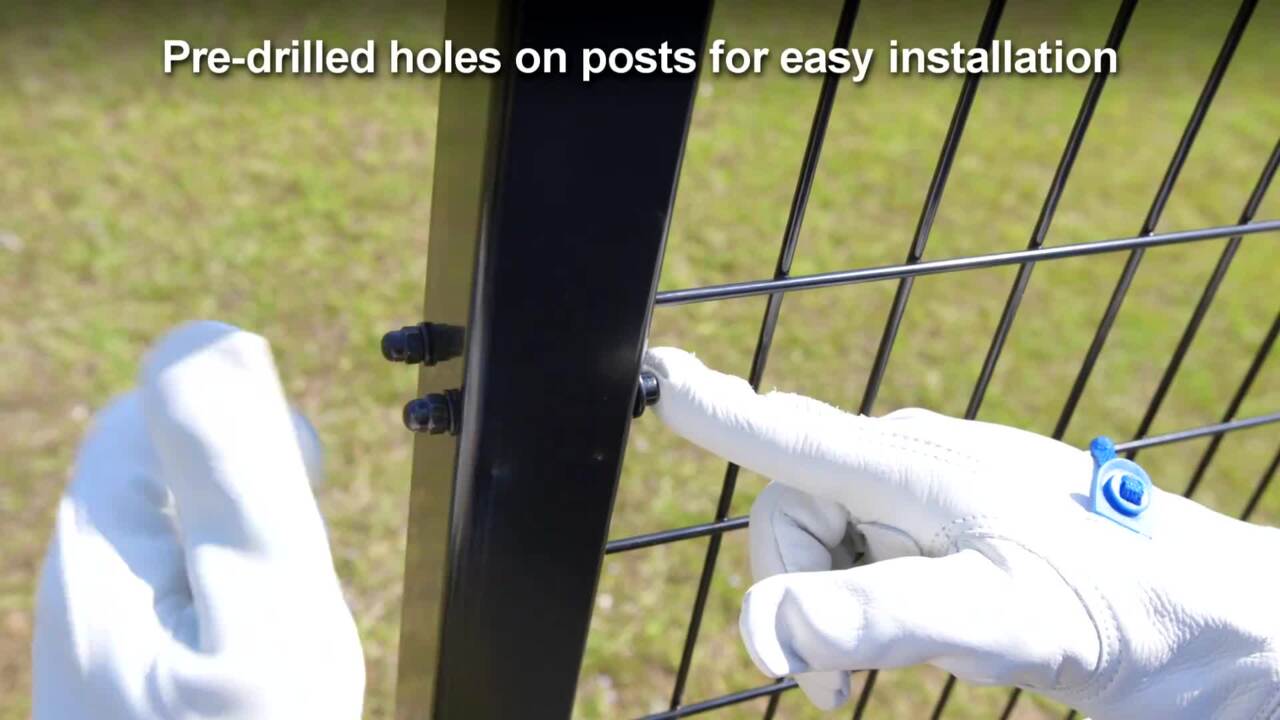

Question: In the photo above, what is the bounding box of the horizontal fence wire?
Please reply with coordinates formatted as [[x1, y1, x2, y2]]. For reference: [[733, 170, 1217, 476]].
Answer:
[[1121, 411, 1280, 452], [608, 410, 1280, 557], [1183, 310, 1280, 498], [605, 516, 748, 554], [653, 220, 1280, 306], [665, 0, 863, 712], [639, 679, 798, 720]]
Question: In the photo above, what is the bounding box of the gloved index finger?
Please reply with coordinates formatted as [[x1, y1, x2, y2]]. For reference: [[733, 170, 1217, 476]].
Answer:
[[643, 347, 948, 522], [140, 321, 343, 651]]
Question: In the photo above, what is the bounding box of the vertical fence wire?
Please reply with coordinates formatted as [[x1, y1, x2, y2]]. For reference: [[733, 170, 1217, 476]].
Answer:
[[1051, 0, 1259, 442], [1182, 310, 1280, 499], [848, 670, 877, 720], [966, 0, 1139, 420], [1241, 445, 1280, 522], [857, 0, 1008, 417], [1126, 139, 1280, 459], [851, 0, 1007, 715], [760, 691, 782, 720], [665, 0, 864, 710]]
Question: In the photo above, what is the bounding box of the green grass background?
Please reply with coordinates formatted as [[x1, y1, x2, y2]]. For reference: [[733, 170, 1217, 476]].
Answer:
[[1, 1, 1278, 718]]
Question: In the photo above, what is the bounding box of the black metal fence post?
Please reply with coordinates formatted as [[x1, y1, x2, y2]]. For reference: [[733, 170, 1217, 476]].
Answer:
[[393, 2, 712, 718]]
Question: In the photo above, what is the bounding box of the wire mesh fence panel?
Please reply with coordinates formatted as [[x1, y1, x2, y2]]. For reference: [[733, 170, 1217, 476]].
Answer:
[[394, 0, 1280, 718]]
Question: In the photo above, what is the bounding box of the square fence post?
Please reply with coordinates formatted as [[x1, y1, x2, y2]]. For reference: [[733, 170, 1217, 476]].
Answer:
[[393, 2, 712, 719]]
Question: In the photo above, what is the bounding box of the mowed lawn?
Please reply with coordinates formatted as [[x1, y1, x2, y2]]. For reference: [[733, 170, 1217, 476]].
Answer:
[[2, 1, 1278, 719]]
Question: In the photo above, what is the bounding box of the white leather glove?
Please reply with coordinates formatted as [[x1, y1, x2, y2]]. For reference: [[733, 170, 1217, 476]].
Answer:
[[33, 321, 364, 720], [643, 347, 1280, 720]]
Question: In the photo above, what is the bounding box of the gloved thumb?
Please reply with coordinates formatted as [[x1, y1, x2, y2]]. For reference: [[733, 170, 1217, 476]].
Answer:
[[140, 320, 348, 653], [739, 548, 1099, 703]]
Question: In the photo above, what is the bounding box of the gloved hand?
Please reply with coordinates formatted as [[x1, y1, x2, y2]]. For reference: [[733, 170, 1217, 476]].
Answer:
[[33, 321, 364, 720], [643, 347, 1280, 720]]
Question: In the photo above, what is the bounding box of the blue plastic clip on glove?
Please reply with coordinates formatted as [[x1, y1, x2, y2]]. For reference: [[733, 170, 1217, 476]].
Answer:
[[643, 347, 1280, 720], [33, 322, 364, 720]]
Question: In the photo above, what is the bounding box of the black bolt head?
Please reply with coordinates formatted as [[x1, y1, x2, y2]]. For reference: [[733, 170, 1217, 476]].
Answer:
[[632, 371, 661, 418], [382, 325, 428, 364], [404, 393, 454, 434]]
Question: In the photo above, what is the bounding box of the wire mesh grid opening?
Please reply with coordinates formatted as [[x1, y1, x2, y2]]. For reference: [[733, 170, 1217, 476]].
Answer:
[[578, 0, 1280, 718]]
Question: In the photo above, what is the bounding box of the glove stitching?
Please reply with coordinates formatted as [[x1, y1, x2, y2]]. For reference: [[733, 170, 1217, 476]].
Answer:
[[928, 514, 991, 556], [929, 517, 1124, 702], [967, 525, 1121, 702], [770, 504, 805, 575], [868, 428, 985, 475], [1046, 545, 1124, 707], [962, 528, 1123, 701]]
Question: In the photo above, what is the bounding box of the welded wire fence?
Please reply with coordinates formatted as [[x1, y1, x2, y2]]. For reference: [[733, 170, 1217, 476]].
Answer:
[[594, 0, 1280, 717], [394, 0, 1277, 717]]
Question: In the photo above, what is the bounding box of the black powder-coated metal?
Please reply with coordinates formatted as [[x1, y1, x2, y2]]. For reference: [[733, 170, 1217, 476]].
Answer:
[[605, 515, 749, 555], [967, 0, 1138, 422], [654, 220, 1280, 306], [641, 679, 798, 720], [1052, 0, 1260, 442], [1118, 411, 1280, 453], [666, 0, 863, 710], [1242, 446, 1280, 522], [761, 691, 782, 720], [859, 0, 1007, 418], [395, 0, 712, 717], [1128, 139, 1280, 457], [1182, 311, 1280, 499]]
